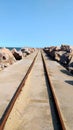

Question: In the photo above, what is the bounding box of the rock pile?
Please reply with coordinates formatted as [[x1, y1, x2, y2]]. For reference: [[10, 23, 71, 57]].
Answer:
[[21, 47, 35, 57], [0, 47, 35, 71], [44, 45, 73, 74]]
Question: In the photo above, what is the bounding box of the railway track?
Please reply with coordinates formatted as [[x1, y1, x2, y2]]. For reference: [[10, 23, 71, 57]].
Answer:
[[0, 51, 38, 130], [41, 52, 66, 130], [2, 50, 65, 130], [42, 51, 73, 130]]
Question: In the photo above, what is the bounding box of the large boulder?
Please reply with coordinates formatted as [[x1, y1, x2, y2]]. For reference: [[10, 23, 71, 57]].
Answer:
[[44, 46, 61, 61], [0, 48, 16, 70], [54, 51, 67, 61], [11, 48, 22, 60], [0, 48, 16, 64], [44, 46, 58, 58], [60, 52, 72, 65], [61, 44, 71, 52]]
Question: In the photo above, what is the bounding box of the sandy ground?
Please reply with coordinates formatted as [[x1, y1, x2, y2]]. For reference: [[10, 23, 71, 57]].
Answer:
[[4, 51, 54, 130]]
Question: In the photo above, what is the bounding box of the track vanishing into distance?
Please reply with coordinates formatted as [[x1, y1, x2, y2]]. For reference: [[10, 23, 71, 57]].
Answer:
[[2, 50, 63, 130], [0, 50, 73, 130], [0, 51, 38, 130]]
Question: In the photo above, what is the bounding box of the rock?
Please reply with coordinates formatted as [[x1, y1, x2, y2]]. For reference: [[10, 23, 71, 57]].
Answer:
[[60, 50, 73, 74], [48, 46, 57, 52], [43, 45, 73, 75], [43, 46, 57, 58], [61, 44, 71, 52], [60, 52, 72, 65], [0, 63, 4, 69], [0, 48, 16, 64], [67, 63, 73, 74], [69, 57, 73, 66], [44, 46, 62, 61], [68, 67, 73, 74], [21, 47, 35, 57], [21, 48, 31, 55], [28, 48, 35, 53], [22, 52, 27, 57], [54, 52, 61, 61], [54, 51, 68, 62], [11, 48, 22, 60]]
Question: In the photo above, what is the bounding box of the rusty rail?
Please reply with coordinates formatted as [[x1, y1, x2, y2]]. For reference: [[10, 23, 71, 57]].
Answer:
[[0, 53, 38, 130], [41, 51, 66, 130]]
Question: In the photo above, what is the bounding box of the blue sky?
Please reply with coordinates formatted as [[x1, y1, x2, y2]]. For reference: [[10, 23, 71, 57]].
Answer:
[[0, 0, 73, 47]]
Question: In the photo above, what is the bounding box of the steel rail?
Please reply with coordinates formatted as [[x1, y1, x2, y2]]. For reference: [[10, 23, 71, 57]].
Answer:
[[0, 52, 38, 130], [41, 51, 66, 130]]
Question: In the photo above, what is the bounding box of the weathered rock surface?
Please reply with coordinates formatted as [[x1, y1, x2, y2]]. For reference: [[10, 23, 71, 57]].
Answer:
[[0, 47, 35, 71], [60, 52, 72, 65], [21, 48, 31, 56], [11, 48, 22, 60], [67, 56, 73, 74], [21, 47, 35, 57], [61, 44, 71, 52], [44, 45, 73, 75], [0, 48, 16, 70]]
